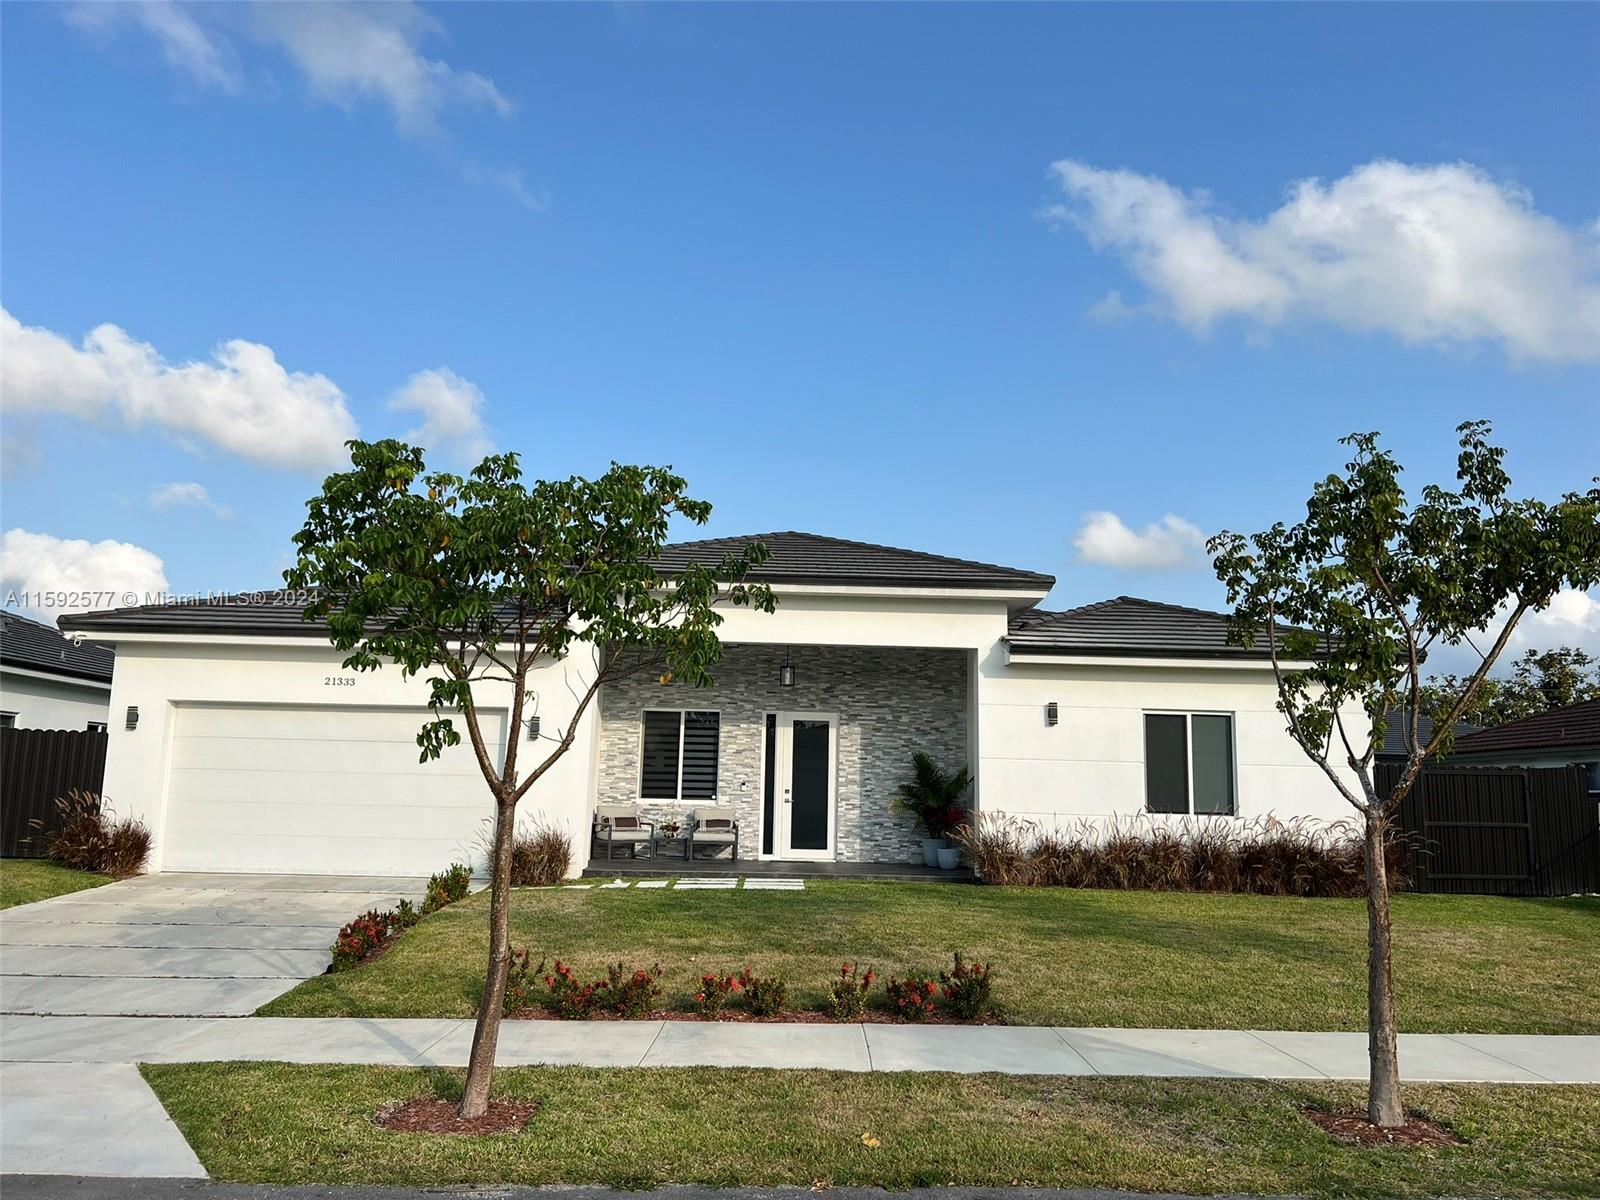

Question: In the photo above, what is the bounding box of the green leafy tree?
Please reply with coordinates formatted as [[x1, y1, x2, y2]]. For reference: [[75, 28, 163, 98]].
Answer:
[[1422, 646, 1600, 729], [1209, 422, 1600, 1127], [285, 440, 774, 1118]]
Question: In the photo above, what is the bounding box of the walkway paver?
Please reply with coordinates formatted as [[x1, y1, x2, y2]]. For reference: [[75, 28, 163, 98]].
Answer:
[[3, 1014, 1595, 1082]]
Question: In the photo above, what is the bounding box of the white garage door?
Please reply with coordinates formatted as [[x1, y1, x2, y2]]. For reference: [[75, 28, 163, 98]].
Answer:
[[161, 704, 508, 876]]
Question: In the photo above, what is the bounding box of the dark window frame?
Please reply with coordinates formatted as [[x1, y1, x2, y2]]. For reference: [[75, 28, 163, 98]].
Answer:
[[638, 708, 721, 801], [1143, 711, 1237, 816]]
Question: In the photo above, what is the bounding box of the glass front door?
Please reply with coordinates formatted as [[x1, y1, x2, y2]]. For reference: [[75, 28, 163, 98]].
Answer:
[[775, 712, 836, 860]]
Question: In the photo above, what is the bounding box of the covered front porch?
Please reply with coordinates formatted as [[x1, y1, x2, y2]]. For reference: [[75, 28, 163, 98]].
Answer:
[[579, 856, 974, 882], [590, 641, 976, 869]]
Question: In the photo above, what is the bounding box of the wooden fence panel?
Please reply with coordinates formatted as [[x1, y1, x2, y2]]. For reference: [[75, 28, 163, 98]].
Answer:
[[1384, 762, 1598, 897], [0, 728, 109, 857]]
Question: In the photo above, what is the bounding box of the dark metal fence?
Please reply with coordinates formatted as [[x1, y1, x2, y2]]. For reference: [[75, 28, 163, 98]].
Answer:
[[1384, 763, 1598, 897], [0, 728, 109, 857]]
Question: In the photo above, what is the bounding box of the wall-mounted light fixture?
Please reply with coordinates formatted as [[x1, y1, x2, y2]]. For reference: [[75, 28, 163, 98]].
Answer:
[[526, 715, 541, 740], [1044, 701, 1059, 727], [125, 705, 140, 731], [778, 647, 796, 688]]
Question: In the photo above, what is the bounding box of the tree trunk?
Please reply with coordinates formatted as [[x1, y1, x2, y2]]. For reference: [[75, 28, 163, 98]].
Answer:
[[458, 795, 517, 1118], [1363, 807, 1404, 1127]]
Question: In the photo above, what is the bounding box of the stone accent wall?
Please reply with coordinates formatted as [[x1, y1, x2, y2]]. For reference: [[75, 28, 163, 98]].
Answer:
[[595, 644, 969, 863]]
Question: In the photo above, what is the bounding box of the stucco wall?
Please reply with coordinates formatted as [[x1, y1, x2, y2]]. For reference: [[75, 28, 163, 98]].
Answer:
[[95, 638, 598, 875], [975, 646, 1366, 832], [0, 667, 111, 731], [595, 643, 971, 862]]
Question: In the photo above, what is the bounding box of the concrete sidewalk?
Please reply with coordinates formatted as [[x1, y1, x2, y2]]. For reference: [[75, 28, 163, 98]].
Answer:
[[4, 1014, 1598, 1082]]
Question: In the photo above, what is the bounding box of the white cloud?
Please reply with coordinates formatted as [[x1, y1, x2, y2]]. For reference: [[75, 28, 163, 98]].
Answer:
[[1, 529, 169, 619], [251, 1, 511, 135], [389, 368, 492, 463], [66, 0, 239, 91], [1, 308, 358, 471], [1425, 588, 1600, 676], [149, 481, 230, 518], [1073, 511, 1208, 571], [1046, 158, 1600, 364], [69, 2, 511, 136]]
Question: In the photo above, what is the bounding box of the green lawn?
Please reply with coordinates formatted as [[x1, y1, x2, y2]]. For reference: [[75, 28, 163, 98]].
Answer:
[[259, 880, 1600, 1034], [0, 858, 111, 909], [142, 1062, 1600, 1198]]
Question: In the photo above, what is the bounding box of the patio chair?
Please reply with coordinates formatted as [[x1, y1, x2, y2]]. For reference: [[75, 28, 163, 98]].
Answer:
[[593, 804, 654, 861], [687, 805, 739, 862]]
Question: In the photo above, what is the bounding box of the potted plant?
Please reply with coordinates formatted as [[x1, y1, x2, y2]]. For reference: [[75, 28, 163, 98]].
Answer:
[[894, 752, 971, 867], [659, 817, 682, 840]]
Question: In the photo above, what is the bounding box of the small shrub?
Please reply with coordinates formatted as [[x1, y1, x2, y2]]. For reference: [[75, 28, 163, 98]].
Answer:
[[939, 952, 995, 1021], [885, 975, 940, 1021], [738, 967, 787, 1017], [693, 971, 741, 1018], [331, 909, 396, 971], [503, 946, 536, 1014], [422, 862, 472, 913], [37, 790, 151, 878], [509, 822, 572, 887], [607, 962, 664, 1018], [826, 962, 876, 1021], [539, 959, 606, 1019], [392, 899, 421, 931]]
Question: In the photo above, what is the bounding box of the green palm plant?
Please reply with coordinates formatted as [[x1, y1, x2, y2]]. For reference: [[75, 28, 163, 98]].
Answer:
[[894, 752, 972, 840]]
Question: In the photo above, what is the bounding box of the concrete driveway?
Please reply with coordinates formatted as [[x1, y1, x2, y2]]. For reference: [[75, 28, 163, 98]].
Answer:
[[0, 873, 425, 1017]]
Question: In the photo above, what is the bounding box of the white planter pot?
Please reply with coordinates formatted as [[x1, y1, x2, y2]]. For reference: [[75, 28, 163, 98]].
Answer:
[[936, 846, 962, 871], [921, 838, 945, 867]]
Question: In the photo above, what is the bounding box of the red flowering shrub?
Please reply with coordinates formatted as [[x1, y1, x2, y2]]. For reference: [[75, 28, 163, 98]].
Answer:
[[330, 909, 399, 972], [503, 946, 536, 1014], [608, 962, 664, 1018], [939, 952, 995, 1021], [536, 959, 604, 1018], [737, 967, 787, 1017], [693, 971, 742, 1017], [886, 975, 941, 1021], [826, 962, 876, 1021], [422, 863, 472, 914]]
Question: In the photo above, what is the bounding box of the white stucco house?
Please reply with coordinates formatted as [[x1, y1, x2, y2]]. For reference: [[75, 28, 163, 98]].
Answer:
[[59, 532, 1358, 877], [1, 611, 114, 732]]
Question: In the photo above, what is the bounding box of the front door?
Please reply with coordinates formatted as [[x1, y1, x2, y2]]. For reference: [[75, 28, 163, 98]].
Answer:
[[774, 711, 836, 860]]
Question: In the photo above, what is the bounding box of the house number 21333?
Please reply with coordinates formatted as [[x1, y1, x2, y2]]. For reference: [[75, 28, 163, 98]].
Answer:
[[324, 676, 358, 687]]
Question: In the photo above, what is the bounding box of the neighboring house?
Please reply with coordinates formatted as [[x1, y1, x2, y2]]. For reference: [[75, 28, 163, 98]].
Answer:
[[60, 532, 1361, 877], [1374, 709, 1481, 763], [1445, 699, 1600, 798], [0, 611, 114, 732]]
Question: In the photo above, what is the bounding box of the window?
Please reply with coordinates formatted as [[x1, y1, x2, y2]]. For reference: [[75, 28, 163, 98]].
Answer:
[[87, 721, 108, 734], [640, 710, 720, 800], [0, 712, 15, 729], [1144, 713, 1235, 815]]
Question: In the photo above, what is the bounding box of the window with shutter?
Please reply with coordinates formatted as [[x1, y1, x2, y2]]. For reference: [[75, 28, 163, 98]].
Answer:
[[638, 710, 720, 801]]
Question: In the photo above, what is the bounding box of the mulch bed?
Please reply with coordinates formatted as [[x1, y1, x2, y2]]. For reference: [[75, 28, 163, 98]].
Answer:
[[506, 1006, 1002, 1025], [375, 1096, 539, 1135], [1301, 1105, 1462, 1148]]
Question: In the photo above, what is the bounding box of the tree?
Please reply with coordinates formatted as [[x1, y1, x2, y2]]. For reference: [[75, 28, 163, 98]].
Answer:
[[285, 440, 774, 1118], [1209, 422, 1600, 1127], [1421, 646, 1600, 729]]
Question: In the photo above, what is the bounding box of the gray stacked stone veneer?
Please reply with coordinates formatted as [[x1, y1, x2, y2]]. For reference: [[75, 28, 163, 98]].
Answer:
[[594, 643, 970, 863]]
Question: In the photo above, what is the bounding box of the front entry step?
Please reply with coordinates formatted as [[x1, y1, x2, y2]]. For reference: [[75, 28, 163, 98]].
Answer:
[[580, 858, 973, 883]]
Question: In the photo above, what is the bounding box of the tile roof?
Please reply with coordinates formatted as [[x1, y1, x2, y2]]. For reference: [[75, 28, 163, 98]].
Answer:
[[1006, 596, 1313, 660], [1376, 709, 1481, 759], [653, 532, 1055, 591], [1451, 699, 1600, 755], [59, 534, 1054, 637], [1, 611, 115, 682]]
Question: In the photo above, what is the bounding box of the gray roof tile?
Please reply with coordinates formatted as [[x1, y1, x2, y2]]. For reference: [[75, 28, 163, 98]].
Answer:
[[1006, 596, 1311, 660], [1, 611, 115, 682]]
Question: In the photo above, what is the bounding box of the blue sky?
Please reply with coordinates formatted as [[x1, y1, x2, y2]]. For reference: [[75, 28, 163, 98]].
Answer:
[[2, 2, 1596, 661]]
